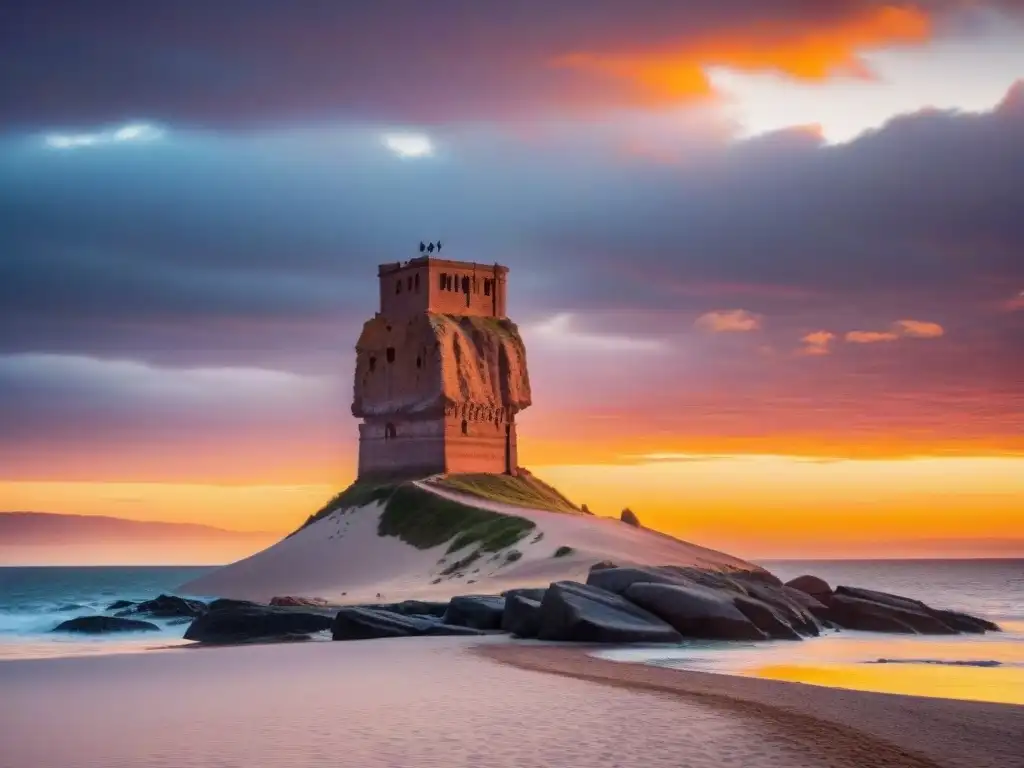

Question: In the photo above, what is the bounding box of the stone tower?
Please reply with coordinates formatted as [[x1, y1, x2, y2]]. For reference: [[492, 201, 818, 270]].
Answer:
[[352, 255, 532, 479]]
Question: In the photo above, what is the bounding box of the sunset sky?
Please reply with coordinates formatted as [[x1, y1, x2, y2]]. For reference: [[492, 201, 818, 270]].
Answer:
[[1, 1, 1022, 562]]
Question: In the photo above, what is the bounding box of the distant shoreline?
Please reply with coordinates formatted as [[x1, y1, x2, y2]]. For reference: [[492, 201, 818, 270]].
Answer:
[[479, 644, 1024, 768]]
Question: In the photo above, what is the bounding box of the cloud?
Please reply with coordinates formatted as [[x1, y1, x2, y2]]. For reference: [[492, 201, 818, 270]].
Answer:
[[893, 319, 945, 338], [845, 330, 899, 343], [1006, 291, 1024, 311], [799, 331, 836, 356], [695, 309, 763, 333], [526, 313, 666, 352]]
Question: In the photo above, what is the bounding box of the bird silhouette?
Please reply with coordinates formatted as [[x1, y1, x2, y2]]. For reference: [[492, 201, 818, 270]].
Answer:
[[436, 241, 443, 252], [419, 241, 426, 253], [427, 242, 435, 253]]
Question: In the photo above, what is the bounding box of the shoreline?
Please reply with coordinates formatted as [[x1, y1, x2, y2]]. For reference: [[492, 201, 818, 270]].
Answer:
[[479, 643, 1024, 768]]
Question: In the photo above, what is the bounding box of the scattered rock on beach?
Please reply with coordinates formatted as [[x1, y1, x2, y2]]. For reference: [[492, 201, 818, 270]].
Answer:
[[184, 605, 334, 644], [537, 581, 683, 644], [501, 593, 542, 638], [623, 582, 768, 641], [118, 594, 207, 619], [784, 575, 832, 602], [620, 508, 642, 527], [207, 598, 263, 612], [443, 595, 506, 630], [828, 594, 957, 634], [54, 616, 160, 634], [331, 607, 484, 641]]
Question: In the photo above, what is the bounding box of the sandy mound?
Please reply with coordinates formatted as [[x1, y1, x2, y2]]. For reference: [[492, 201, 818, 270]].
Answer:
[[179, 475, 763, 603]]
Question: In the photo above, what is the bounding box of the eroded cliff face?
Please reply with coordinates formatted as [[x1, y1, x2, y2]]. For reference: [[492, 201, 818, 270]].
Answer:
[[352, 313, 532, 419]]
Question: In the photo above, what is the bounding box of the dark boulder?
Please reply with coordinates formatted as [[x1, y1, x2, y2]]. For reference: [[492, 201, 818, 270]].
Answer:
[[739, 582, 821, 636], [376, 600, 450, 618], [623, 583, 767, 641], [828, 594, 956, 634], [122, 594, 207, 619], [537, 581, 683, 644], [184, 605, 333, 644], [780, 586, 831, 619], [331, 607, 484, 641], [443, 595, 506, 630], [54, 616, 160, 634], [106, 599, 137, 611], [502, 587, 549, 602], [207, 598, 264, 612], [56, 603, 86, 612], [586, 565, 692, 596], [932, 608, 1000, 634], [620, 508, 642, 527], [732, 596, 802, 641], [785, 575, 832, 602], [501, 593, 543, 638], [269, 596, 329, 608]]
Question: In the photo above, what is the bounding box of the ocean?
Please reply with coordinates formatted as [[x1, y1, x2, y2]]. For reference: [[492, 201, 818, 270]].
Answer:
[[1, 559, 1021, 703]]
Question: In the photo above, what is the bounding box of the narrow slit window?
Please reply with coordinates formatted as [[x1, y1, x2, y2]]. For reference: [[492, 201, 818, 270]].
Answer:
[[386, 347, 395, 363], [439, 272, 447, 290], [484, 279, 491, 296]]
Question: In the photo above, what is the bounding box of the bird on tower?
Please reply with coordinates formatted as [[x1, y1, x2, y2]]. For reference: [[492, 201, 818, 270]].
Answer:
[[419, 241, 426, 253], [437, 241, 443, 252], [427, 242, 435, 253]]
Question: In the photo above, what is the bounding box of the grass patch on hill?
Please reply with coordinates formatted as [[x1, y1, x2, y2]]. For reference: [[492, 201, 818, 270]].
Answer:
[[435, 471, 580, 514], [378, 483, 535, 553], [290, 476, 405, 536]]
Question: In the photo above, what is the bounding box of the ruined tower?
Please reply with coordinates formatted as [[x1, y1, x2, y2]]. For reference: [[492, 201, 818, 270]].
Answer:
[[352, 255, 532, 479]]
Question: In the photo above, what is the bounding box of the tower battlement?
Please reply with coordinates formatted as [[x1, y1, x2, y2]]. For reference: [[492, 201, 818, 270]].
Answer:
[[376, 257, 508, 319], [352, 254, 530, 479]]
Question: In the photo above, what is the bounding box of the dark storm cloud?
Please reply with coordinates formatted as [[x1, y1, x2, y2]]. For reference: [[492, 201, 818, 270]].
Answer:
[[1, 83, 1023, 371], [1, 0, 1016, 129]]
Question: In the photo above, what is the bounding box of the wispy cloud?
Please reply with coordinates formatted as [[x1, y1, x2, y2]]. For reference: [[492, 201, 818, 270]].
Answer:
[[845, 330, 899, 343], [527, 313, 666, 352], [893, 319, 944, 339], [798, 331, 835, 356], [694, 309, 763, 333]]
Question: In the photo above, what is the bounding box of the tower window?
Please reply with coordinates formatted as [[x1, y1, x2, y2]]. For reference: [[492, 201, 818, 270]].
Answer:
[[416, 355, 422, 369], [445, 275, 453, 291], [386, 347, 395, 363], [484, 279, 491, 296], [414, 273, 420, 292], [461, 419, 468, 435], [461, 276, 470, 293], [395, 280, 402, 294], [368, 356, 377, 372], [439, 272, 447, 290], [407, 276, 412, 291], [385, 423, 397, 440]]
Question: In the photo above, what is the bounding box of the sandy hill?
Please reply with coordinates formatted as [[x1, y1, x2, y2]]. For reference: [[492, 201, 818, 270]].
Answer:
[[179, 471, 764, 602]]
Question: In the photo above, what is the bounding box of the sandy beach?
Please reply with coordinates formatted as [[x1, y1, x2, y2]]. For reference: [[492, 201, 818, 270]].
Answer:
[[0, 636, 1019, 768]]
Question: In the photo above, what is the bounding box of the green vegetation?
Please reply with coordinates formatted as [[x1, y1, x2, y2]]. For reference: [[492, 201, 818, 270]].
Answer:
[[377, 483, 535, 552], [289, 479, 399, 536], [436, 471, 580, 514], [553, 545, 574, 558]]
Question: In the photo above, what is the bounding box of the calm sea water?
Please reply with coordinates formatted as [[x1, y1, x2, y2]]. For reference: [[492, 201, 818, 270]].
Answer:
[[0, 559, 1020, 665]]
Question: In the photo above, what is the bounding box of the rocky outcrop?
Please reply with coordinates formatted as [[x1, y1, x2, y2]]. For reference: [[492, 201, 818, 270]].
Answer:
[[620, 508, 642, 527], [501, 593, 543, 637], [352, 313, 531, 418], [117, 594, 207, 619], [536, 581, 683, 643], [269, 596, 330, 608], [785, 575, 832, 602], [54, 616, 160, 634], [183, 605, 334, 644], [442, 595, 506, 630], [331, 607, 484, 641], [624, 583, 768, 641]]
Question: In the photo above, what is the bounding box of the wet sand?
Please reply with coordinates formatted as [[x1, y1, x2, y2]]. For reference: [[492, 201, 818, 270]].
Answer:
[[481, 644, 1024, 768]]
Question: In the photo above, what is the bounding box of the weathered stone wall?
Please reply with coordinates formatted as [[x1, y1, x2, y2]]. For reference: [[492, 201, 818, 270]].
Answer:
[[376, 258, 507, 320], [357, 419, 446, 477]]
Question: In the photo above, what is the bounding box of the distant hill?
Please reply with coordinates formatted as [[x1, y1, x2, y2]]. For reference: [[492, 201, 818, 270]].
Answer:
[[0, 512, 279, 566]]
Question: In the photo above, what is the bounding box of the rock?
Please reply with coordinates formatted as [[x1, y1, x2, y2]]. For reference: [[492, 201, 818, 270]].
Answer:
[[586, 565, 692, 596], [442, 595, 506, 630], [184, 605, 334, 644], [269, 596, 330, 608], [123, 594, 207, 619], [56, 603, 86, 612], [780, 586, 831, 619], [54, 616, 160, 634], [502, 587, 548, 602], [739, 582, 821, 637], [828, 594, 956, 635], [537, 581, 683, 644], [106, 599, 137, 611], [785, 575, 832, 602], [624, 583, 767, 641], [501, 594, 542, 638], [732, 596, 802, 640], [833, 586, 927, 612], [376, 600, 450, 618], [620, 508, 642, 527], [331, 607, 484, 641], [207, 598, 264, 612], [932, 609, 1000, 634]]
